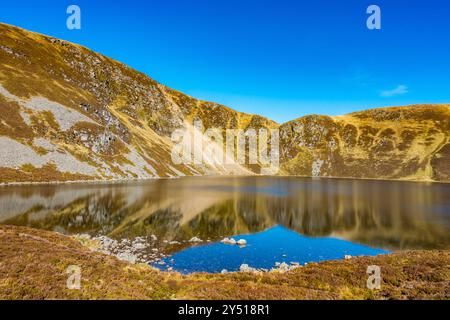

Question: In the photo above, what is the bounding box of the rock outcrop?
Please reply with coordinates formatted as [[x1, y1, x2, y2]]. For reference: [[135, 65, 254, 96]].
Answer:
[[279, 106, 450, 181], [0, 23, 448, 183]]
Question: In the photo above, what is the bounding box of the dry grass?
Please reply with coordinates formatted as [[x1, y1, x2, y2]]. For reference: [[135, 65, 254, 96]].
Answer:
[[0, 164, 93, 184], [0, 22, 449, 183], [279, 105, 450, 181], [0, 225, 448, 300]]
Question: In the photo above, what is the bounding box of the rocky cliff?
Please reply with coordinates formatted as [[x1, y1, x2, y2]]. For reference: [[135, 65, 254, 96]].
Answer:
[[279, 106, 450, 181], [0, 23, 448, 183]]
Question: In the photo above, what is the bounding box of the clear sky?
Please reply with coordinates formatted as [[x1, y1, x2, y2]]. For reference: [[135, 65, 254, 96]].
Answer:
[[1, 0, 449, 123]]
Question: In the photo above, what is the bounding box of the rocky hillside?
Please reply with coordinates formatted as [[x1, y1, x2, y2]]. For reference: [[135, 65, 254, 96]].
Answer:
[[0, 23, 449, 183], [0, 23, 275, 183], [279, 105, 450, 181]]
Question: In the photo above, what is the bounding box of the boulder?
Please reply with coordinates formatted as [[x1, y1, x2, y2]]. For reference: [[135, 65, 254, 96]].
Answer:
[[189, 236, 203, 243]]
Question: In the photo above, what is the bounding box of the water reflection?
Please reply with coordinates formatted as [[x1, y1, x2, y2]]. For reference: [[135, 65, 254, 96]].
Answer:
[[156, 226, 389, 274], [0, 177, 449, 250]]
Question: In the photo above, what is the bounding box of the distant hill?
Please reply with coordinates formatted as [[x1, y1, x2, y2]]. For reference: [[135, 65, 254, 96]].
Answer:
[[279, 105, 450, 181], [0, 23, 448, 183]]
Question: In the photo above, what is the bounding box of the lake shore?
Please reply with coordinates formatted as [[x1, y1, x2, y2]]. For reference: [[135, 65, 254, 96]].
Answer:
[[1, 225, 448, 300], [1, 173, 449, 188]]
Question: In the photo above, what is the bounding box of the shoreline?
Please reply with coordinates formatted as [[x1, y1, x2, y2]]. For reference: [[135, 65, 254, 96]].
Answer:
[[1, 173, 448, 188], [0, 225, 448, 300]]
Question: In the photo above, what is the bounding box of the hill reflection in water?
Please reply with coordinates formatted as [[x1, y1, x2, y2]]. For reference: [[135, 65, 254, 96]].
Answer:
[[0, 177, 449, 251], [154, 225, 389, 273]]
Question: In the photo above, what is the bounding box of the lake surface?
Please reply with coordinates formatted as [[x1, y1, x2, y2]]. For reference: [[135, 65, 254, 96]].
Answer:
[[0, 177, 449, 273]]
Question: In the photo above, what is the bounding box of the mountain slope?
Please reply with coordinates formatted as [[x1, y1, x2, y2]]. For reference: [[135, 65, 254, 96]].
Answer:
[[0, 23, 275, 182], [0, 23, 449, 183], [279, 105, 450, 181]]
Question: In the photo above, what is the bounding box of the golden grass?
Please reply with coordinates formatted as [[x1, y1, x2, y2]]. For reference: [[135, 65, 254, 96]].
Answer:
[[0, 225, 448, 300], [0, 164, 94, 184], [0, 22, 449, 183]]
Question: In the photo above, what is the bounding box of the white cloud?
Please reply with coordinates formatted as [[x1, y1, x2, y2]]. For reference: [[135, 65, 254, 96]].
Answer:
[[380, 85, 409, 97]]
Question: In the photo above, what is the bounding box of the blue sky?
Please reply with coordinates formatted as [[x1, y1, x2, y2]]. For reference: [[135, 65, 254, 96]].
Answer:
[[1, 0, 449, 123]]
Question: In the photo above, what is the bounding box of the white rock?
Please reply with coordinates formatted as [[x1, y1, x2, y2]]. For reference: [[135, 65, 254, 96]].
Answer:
[[189, 237, 203, 243], [239, 264, 257, 273], [115, 252, 138, 264], [133, 243, 146, 250], [344, 255, 352, 260], [221, 237, 237, 245], [271, 262, 294, 273], [77, 234, 91, 240], [279, 262, 290, 271], [237, 239, 247, 246]]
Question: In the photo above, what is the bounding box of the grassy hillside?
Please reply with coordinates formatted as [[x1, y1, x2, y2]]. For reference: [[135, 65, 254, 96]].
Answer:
[[0, 23, 448, 183], [0, 23, 274, 183], [1, 225, 448, 300], [280, 105, 450, 181]]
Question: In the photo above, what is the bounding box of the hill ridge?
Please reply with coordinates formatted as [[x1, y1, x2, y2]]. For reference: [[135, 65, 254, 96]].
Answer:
[[0, 23, 448, 183]]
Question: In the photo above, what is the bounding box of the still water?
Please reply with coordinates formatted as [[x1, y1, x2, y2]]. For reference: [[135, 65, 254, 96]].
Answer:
[[0, 177, 449, 273]]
